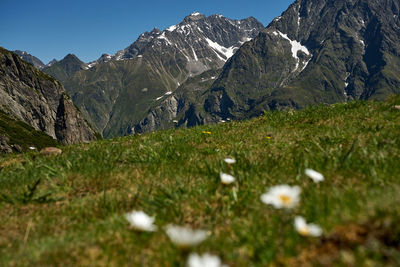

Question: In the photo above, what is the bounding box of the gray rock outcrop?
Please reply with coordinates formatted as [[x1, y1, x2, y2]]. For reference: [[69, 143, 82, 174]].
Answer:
[[0, 47, 98, 145]]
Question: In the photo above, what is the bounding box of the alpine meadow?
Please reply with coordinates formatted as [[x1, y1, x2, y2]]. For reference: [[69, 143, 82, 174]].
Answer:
[[1, 0, 400, 266]]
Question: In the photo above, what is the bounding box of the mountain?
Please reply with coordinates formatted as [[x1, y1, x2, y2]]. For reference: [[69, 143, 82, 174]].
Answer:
[[43, 54, 88, 82], [0, 47, 99, 145], [14, 50, 45, 69], [194, 0, 400, 122], [134, 0, 400, 133], [54, 13, 263, 138]]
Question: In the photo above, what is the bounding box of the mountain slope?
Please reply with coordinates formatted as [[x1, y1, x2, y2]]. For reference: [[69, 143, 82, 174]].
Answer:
[[0, 47, 98, 145], [198, 0, 400, 121], [60, 13, 263, 137]]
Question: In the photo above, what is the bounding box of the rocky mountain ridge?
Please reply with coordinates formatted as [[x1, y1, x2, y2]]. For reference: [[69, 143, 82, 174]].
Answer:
[[0, 47, 98, 145], [83, 12, 262, 71], [14, 50, 46, 69]]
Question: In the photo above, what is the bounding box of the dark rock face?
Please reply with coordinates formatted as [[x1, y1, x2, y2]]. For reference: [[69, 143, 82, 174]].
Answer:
[[55, 93, 98, 144], [0, 47, 98, 145], [59, 13, 264, 137], [14, 50, 45, 69], [199, 0, 400, 121]]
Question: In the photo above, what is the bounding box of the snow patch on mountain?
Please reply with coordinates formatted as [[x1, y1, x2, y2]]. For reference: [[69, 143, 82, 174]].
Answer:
[[192, 47, 199, 61], [155, 91, 173, 101], [87, 63, 96, 68], [167, 25, 177, 32], [205, 38, 236, 61], [158, 32, 172, 45], [273, 31, 311, 71], [297, 12, 301, 27]]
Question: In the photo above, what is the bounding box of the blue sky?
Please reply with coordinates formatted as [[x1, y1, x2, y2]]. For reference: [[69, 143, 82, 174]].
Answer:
[[0, 0, 294, 64]]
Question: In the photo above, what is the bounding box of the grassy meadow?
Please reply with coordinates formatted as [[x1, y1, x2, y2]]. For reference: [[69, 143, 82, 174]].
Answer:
[[1, 96, 400, 266]]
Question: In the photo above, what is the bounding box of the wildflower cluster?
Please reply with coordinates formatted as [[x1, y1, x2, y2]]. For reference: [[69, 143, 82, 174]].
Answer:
[[260, 168, 325, 237]]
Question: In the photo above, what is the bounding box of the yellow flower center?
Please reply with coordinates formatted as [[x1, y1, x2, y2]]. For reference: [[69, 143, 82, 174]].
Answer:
[[279, 194, 292, 205], [299, 227, 310, 236]]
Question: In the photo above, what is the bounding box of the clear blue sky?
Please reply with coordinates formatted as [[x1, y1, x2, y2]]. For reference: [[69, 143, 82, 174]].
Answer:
[[0, 0, 294, 64]]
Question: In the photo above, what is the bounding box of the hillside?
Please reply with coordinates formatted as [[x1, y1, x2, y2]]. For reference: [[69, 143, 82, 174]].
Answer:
[[0, 96, 400, 266]]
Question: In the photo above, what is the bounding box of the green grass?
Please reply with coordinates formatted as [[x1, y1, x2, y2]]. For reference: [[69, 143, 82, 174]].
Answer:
[[1, 96, 400, 266]]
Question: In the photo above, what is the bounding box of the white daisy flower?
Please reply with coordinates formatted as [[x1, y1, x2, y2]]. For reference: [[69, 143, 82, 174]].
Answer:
[[260, 185, 301, 209], [220, 172, 235, 185], [224, 158, 236, 164], [294, 216, 322, 237], [125, 210, 157, 232], [165, 225, 208, 248], [305, 168, 324, 183], [187, 253, 228, 267]]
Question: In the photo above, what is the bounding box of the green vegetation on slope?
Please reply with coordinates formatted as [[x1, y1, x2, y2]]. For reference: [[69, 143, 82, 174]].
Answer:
[[0, 111, 59, 152], [0, 96, 400, 266], [42, 54, 87, 83]]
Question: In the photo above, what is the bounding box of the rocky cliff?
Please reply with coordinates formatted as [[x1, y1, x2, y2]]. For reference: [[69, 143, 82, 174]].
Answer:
[[0, 47, 98, 145]]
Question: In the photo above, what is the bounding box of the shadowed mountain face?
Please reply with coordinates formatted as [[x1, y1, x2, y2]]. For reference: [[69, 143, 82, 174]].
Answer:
[[44, 13, 263, 138], [0, 47, 98, 145]]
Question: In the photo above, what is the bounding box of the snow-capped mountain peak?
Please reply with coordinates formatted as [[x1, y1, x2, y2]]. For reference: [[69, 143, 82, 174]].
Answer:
[[86, 13, 263, 75]]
